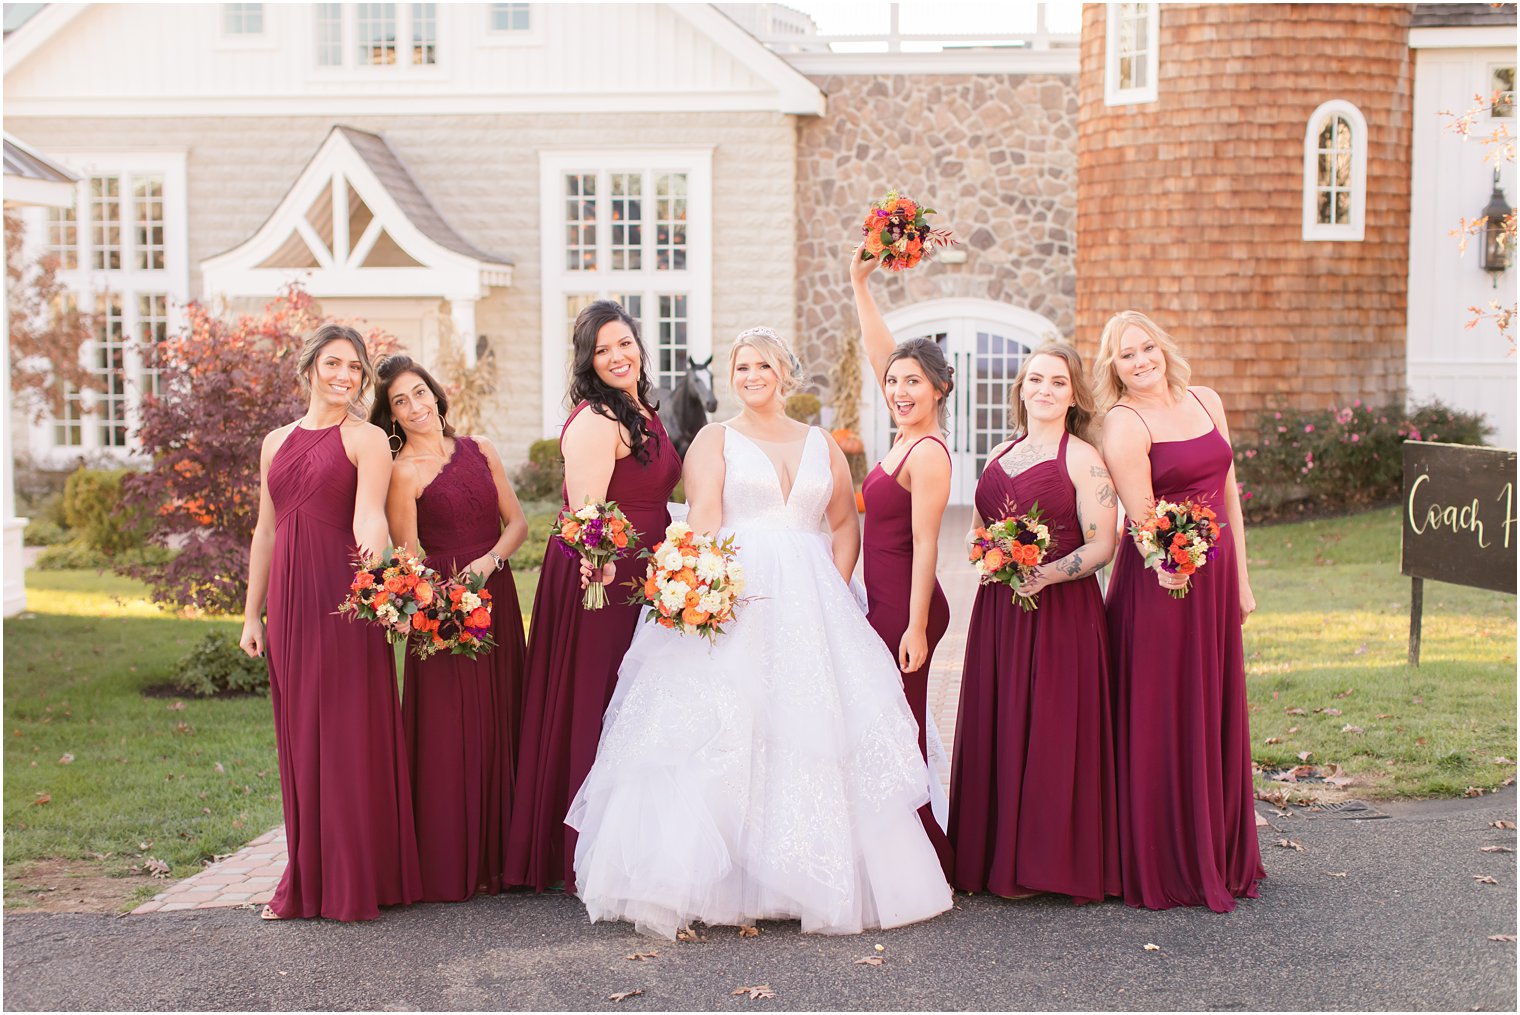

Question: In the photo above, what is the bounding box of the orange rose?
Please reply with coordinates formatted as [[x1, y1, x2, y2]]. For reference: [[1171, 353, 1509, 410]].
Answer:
[[1178, 560, 1197, 575], [402, 573, 419, 589], [609, 517, 626, 534], [657, 616, 675, 629], [983, 548, 1006, 571], [384, 576, 406, 593], [1156, 515, 1172, 531], [352, 571, 375, 590], [1023, 545, 1042, 566], [643, 574, 660, 600], [675, 567, 697, 588], [467, 607, 491, 628], [414, 581, 434, 605], [613, 533, 629, 549], [681, 606, 710, 627], [969, 544, 984, 561], [1172, 533, 1187, 548], [450, 585, 466, 604], [1170, 546, 1191, 565], [1209, 523, 1221, 538], [560, 519, 582, 542], [372, 591, 390, 606]]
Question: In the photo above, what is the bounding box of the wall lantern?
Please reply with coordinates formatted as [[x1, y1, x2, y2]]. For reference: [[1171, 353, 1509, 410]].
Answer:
[[1479, 169, 1514, 286]]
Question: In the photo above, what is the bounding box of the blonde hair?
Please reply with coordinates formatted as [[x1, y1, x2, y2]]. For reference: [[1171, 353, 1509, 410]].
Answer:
[[730, 326, 802, 397], [1093, 310, 1191, 408], [296, 323, 376, 412], [1009, 340, 1097, 443]]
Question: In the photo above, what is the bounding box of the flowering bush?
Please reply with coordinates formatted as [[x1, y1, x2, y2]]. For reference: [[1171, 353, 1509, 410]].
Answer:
[[1234, 399, 1490, 520]]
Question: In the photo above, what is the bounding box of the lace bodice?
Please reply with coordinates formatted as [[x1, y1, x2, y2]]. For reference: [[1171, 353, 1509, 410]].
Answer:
[[721, 426, 832, 534]]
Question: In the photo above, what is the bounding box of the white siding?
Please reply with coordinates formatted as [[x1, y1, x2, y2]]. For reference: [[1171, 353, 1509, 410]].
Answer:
[[1406, 45, 1517, 450]]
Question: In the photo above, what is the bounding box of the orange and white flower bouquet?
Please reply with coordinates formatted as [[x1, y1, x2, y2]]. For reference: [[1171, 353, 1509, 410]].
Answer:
[[1130, 499, 1224, 600], [858, 189, 957, 272], [554, 499, 639, 610], [968, 503, 1052, 612], [629, 521, 748, 642], [339, 546, 439, 643], [409, 568, 496, 659]]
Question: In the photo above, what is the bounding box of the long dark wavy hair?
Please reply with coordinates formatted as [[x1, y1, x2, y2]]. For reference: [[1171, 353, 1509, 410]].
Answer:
[[885, 337, 955, 432], [567, 300, 660, 464], [368, 354, 457, 456]]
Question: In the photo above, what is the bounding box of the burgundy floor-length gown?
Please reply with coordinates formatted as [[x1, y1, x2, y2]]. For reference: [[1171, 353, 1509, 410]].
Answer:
[[860, 435, 954, 876], [1106, 398, 1266, 912], [504, 403, 681, 892], [263, 423, 422, 920], [947, 432, 1120, 902], [402, 436, 527, 902]]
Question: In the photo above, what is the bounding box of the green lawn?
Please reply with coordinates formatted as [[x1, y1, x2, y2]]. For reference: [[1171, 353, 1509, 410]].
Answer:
[[1244, 507, 1516, 799]]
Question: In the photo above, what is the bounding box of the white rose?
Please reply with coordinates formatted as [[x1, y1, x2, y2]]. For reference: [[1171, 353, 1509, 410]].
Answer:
[[575, 504, 598, 521], [726, 561, 745, 585], [460, 591, 482, 612], [656, 545, 685, 572], [666, 521, 693, 541]]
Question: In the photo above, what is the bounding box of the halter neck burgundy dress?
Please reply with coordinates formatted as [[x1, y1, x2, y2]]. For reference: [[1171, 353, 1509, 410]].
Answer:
[[403, 436, 527, 901], [1105, 394, 1265, 911], [947, 431, 1120, 902], [859, 434, 954, 876], [504, 403, 681, 892], [263, 423, 421, 920]]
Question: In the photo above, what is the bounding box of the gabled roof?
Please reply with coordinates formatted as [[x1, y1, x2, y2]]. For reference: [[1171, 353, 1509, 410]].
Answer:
[[3, 131, 77, 208], [1411, 3, 1517, 28]]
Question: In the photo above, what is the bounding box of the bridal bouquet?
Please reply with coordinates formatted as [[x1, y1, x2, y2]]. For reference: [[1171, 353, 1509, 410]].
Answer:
[[409, 568, 496, 659], [339, 546, 440, 644], [968, 503, 1052, 612], [554, 499, 639, 610], [629, 521, 747, 642], [1130, 499, 1224, 599], [858, 189, 957, 271]]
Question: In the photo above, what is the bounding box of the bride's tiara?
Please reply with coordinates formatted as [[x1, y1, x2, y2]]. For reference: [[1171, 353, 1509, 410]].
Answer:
[[735, 326, 781, 342]]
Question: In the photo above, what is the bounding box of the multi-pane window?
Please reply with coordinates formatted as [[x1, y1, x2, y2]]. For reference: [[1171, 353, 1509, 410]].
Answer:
[[655, 295, 689, 390], [1492, 65, 1516, 119], [1302, 100, 1367, 242], [609, 174, 642, 271], [90, 177, 121, 270], [94, 295, 129, 448], [133, 176, 165, 270], [223, 3, 264, 35], [315, 3, 438, 69], [565, 293, 596, 345], [490, 3, 531, 32], [654, 174, 687, 271], [54, 383, 83, 448], [138, 293, 169, 399], [46, 206, 78, 270], [1105, 3, 1158, 106], [565, 174, 597, 271]]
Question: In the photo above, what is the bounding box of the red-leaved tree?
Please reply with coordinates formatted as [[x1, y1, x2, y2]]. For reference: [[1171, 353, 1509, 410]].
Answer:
[[5, 211, 97, 418], [122, 286, 395, 613]]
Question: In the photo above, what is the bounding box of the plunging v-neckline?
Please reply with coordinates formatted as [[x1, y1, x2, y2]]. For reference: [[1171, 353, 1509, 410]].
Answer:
[[726, 425, 814, 508]]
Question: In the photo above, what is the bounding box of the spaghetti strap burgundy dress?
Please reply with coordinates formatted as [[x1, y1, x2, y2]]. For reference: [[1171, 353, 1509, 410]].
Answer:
[[1105, 402, 1265, 912], [859, 434, 954, 876], [403, 436, 527, 901], [946, 432, 1120, 902], [504, 404, 682, 892], [263, 423, 422, 920]]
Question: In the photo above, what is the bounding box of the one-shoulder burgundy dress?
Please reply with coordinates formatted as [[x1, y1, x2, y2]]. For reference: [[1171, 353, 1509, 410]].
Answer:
[[1106, 395, 1265, 912], [403, 435, 527, 901], [947, 432, 1120, 902], [504, 404, 681, 892], [263, 423, 422, 920]]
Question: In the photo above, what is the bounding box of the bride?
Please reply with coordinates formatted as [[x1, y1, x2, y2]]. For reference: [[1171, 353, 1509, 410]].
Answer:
[[566, 327, 953, 939]]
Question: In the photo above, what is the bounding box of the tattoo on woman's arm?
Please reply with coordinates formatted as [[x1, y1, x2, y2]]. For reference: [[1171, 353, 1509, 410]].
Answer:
[[1097, 483, 1117, 508], [1059, 551, 1084, 578]]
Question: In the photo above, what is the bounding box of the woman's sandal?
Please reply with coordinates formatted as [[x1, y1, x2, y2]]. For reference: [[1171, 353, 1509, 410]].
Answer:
[[259, 904, 283, 921]]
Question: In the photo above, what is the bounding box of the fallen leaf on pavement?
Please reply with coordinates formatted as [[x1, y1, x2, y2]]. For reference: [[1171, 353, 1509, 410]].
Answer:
[[874, 944, 885, 952], [1488, 934, 1517, 942], [1480, 846, 1514, 853], [1473, 875, 1499, 884], [1142, 943, 1160, 952], [738, 925, 760, 938], [608, 990, 643, 1003], [676, 926, 705, 943], [624, 951, 659, 961], [854, 956, 884, 966], [1322, 764, 1354, 788], [1465, 787, 1486, 798], [1323, 871, 1348, 878], [1275, 838, 1305, 852], [732, 985, 776, 1000], [58, 753, 74, 765]]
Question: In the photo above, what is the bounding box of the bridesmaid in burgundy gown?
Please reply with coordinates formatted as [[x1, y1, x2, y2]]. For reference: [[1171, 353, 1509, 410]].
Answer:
[[371, 355, 530, 902], [504, 300, 682, 892], [240, 324, 422, 921], [852, 249, 955, 875], [947, 342, 1121, 903], [1096, 310, 1265, 912]]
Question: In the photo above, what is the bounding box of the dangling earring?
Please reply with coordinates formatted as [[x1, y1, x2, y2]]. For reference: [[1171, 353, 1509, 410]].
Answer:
[[388, 424, 403, 454], [438, 410, 447, 434]]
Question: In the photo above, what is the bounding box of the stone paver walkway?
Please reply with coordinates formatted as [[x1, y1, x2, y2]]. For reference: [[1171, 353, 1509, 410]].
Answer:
[[129, 504, 1253, 915]]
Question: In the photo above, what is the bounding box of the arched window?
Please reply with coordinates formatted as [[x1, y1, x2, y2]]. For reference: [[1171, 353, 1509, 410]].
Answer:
[[1303, 100, 1368, 242]]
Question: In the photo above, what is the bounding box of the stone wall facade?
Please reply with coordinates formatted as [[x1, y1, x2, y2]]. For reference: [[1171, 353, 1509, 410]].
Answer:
[[793, 73, 1079, 396], [6, 111, 797, 463], [1075, 3, 1413, 437]]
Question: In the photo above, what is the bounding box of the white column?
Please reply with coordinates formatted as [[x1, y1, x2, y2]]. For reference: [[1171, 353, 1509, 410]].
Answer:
[[448, 297, 478, 369], [2, 217, 28, 616]]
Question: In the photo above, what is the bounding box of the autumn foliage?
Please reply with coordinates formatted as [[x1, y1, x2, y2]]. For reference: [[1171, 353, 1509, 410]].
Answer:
[[4, 212, 96, 417], [121, 286, 393, 613]]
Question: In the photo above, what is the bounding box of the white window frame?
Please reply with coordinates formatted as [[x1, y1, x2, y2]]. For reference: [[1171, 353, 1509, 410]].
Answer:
[[24, 152, 190, 463], [538, 149, 713, 436], [309, 2, 444, 76], [1302, 99, 1368, 243], [1488, 63, 1516, 120], [1104, 3, 1159, 107]]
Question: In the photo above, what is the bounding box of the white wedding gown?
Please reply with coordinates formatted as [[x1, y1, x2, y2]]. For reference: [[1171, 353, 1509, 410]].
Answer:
[[566, 425, 953, 939]]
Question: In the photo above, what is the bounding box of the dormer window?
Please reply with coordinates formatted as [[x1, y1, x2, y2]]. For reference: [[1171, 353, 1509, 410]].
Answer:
[[315, 3, 438, 69]]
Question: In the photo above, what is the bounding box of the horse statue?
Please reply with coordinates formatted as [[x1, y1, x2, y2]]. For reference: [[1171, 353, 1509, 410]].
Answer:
[[654, 355, 717, 459]]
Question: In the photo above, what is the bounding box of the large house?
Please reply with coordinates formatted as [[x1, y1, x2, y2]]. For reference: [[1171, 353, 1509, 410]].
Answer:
[[4, 2, 1515, 507]]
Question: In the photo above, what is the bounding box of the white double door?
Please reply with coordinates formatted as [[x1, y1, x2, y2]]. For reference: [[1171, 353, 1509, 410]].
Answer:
[[864, 302, 1053, 504]]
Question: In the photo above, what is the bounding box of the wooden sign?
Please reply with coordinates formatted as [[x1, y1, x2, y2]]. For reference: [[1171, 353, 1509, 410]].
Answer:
[[1401, 442, 1517, 664]]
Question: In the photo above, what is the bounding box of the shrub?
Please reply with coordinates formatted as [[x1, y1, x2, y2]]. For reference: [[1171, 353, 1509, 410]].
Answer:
[[1235, 398, 1491, 521], [785, 393, 821, 424], [62, 467, 152, 556], [513, 438, 564, 503], [34, 541, 173, 571], [510, 499, 564, 570], [22, 517, 69, 546], [169, 631, 269, 697]]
